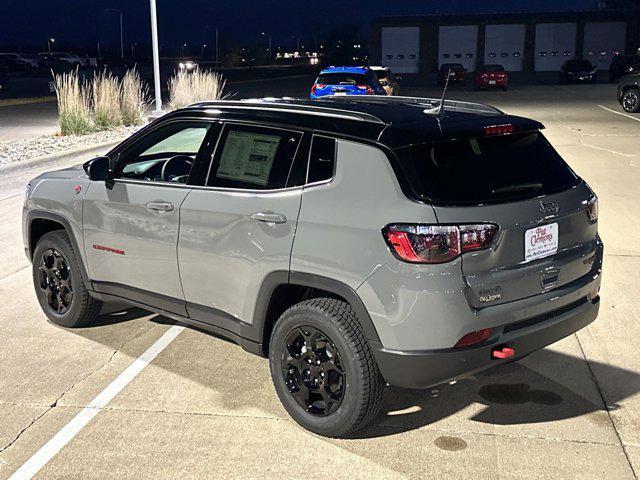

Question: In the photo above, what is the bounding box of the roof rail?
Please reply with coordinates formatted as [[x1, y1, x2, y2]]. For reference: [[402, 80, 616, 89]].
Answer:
[[188, 99, 386, 124], [319, 95, 503, 115]]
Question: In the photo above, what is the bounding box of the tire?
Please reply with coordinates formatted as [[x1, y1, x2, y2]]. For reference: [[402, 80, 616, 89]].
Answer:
[[622, 89, 640, 113], [269, 298, 384, 438], [32, 230, 102, 328]]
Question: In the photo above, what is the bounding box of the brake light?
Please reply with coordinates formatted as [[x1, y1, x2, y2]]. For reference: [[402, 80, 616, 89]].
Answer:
[[484, 124, 514, 136], [383, 224, 498, 264], [586, 196, 598, 223], [311, 84, 325, 95], [454, 328, 493, 348]]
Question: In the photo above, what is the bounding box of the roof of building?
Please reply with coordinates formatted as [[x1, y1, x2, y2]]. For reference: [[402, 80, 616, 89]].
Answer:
[[177, 97, 544, 148]]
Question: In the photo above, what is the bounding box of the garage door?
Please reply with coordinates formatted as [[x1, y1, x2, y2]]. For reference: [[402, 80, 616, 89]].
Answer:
[[535, 23, 577, 71], [583, 22, 627, 70], [439, 25, 478, 72], [484, 24, 525, 71], [381, 27, 420, 73]]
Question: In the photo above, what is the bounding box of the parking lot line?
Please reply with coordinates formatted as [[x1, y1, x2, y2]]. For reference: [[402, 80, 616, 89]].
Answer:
[[7, 324, 185, 480], [598, 105, 640, 123]]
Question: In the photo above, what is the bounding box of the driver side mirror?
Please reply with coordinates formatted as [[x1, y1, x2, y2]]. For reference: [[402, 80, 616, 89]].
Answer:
[[83, 156, 110, 181]]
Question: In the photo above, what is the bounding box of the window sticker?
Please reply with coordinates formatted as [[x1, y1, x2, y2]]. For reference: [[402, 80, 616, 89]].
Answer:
[[216, 131, 281, 186]]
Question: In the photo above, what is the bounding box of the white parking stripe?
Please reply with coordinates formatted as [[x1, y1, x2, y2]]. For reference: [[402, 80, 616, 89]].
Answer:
[[598, 105, 640, 122], [8, 324, 185, 480]]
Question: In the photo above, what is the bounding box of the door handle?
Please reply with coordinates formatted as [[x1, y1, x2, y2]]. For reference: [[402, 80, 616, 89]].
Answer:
[[250, 211, 287, 224], [146, 201, 174, 212]]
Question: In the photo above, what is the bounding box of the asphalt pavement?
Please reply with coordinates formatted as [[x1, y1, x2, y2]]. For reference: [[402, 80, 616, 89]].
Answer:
[[1, 82, 639, 479]]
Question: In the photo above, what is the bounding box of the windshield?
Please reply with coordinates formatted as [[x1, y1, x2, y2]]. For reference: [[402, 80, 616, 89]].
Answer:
[[394, 132, 580, 205], [441, 63, 463, 71], [566, 60, 592, 70], [316, 72, 369, 85]]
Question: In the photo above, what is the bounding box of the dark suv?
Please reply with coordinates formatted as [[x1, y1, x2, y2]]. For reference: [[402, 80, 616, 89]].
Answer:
[[609, 55, 640, 83], [618, 74, 640, 112], [559, 60, 597, 84]]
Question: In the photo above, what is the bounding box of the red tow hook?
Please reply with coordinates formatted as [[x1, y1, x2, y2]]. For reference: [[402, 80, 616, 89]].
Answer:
[[491, 346, 515, 360]]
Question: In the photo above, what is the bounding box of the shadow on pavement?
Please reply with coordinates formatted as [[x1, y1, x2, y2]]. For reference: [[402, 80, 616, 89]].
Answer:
[[73, 306, 640, 440]]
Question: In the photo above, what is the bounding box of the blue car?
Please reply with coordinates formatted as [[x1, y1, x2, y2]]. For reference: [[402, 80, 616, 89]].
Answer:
[[310, 66, 387, 99]]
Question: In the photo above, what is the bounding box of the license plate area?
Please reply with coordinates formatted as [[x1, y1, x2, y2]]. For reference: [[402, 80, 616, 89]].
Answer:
[[489, 80, 496, 85], [525, 223, 558, 262]]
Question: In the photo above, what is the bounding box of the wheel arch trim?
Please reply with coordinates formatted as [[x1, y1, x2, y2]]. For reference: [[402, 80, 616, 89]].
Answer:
[[26, 210, 92, 290]]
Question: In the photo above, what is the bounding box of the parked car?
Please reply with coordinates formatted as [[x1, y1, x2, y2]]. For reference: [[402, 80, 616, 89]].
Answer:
[[609, 55, 640, 83], [438, 63, 466, 86], [96, 57, 131, 70], [559, 60, 597, 84], [475, 64, 508, 90], [310, 66, 386, 98], [370, 66, 400, 95], [24, 96, 602, 438], [37, 54, 74, 72], [617, 73, 640, 113], [0, 53, 38, 71], [178, 60, 198, 72], [40, 52, 84, 68]]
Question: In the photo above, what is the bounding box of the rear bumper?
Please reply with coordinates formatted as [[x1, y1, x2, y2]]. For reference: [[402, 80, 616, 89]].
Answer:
[[371, 295, 599, 389]]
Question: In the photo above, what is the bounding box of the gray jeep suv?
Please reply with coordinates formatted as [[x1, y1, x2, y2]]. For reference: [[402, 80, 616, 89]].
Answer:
[[23, 97, 602, 437]]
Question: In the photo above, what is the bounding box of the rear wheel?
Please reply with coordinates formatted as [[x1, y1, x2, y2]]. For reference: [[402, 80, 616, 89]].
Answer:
[[622, 89, 640, 113], [32, 230, 102, 328], [269, 298, 384, 438]]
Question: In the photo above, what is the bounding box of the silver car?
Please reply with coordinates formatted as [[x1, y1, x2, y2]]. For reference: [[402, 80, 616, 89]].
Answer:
[[23, 97, 602, 437]]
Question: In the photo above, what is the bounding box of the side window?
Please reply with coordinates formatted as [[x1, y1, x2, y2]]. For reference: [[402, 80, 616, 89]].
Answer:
[[116, 122, 210, 183], [208, 124, 301, 190], [308, 136, 336, 184]]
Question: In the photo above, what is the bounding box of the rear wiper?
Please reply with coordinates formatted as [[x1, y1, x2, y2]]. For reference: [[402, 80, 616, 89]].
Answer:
[[491, 183, 543, 195]]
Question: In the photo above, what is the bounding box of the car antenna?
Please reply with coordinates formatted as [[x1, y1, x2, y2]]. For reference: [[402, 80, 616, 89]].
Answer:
[[437, 68, 452, 120]]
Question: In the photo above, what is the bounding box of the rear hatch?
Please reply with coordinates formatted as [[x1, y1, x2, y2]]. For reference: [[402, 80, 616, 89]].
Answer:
[[394, 128, 599, 308], [314, 72, 371, 96]]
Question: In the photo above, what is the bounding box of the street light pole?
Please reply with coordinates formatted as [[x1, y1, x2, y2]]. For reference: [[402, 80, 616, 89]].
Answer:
[[149, 0, 163, 115], [105, 9, 124, 59], [48, 37, 55, 54]]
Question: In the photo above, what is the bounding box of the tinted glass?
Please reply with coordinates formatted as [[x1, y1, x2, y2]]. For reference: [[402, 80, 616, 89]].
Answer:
[[208, 125, 301, 190], [116, 122, 210, 183], [308, 136, 336, 184], [317, 73, 369, 85], [440, 63, 463, 71], [483, 65, 504, 72], [374, 70, 388, 80], [395, 132, 580, 205], [566, 60, 592, 70]]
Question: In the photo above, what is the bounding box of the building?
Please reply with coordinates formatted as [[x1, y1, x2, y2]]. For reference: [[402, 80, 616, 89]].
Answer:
[[371, 8, 640, 74]]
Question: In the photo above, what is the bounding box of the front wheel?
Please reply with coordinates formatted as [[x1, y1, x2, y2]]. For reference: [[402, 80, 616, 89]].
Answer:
[[622, 89, 640, 113], [269, 298, 384, 438], [32, 230, 102, 328]]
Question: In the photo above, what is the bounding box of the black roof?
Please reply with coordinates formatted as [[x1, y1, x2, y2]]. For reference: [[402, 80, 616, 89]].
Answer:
[[169, 97, 544, 149]]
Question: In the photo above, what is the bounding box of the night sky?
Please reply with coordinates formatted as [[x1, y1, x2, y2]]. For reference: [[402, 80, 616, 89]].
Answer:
[[1, 0, 599, 52]]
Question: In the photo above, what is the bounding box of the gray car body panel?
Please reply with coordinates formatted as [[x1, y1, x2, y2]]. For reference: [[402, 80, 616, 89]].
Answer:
[[178, 185, 302, 325], [23, 99, 603, 388]]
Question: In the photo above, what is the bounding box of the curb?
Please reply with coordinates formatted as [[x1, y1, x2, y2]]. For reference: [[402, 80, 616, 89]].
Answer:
[[0, 96, 57, 108], [0, 139, 121, 175]]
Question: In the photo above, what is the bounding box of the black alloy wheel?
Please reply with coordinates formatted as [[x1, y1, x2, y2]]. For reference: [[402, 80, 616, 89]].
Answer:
[[38, 248, 73, 315], [622, 89, 640, 113], [281, 325, 345, 416]]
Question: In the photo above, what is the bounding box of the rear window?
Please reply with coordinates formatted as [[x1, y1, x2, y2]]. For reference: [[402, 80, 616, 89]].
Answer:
[[394, 132, 580, 205], [483, 65, 504, 72], [317, 73, 369, 85], [440, 63, 463, 71]]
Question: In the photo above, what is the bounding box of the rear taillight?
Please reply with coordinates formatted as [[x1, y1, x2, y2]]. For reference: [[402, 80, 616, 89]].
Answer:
[[484, 124, 514, 136], [586, 196, 598, 223], [383, 224, 498, 264], [311, 84, 325, 95]]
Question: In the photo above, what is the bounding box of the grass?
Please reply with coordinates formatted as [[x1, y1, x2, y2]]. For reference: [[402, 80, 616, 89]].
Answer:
[[92, 71, 122, 129], [168, 69, 228, 110], [121, 67, 149, 126], [53, 69, 92, 135], [53, 68, 151, 135]]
